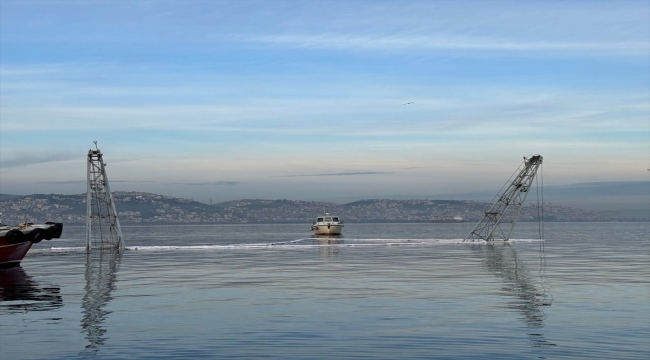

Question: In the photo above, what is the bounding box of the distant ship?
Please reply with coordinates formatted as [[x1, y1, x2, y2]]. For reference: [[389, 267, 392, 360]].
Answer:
[[431, 215, 465, 223], [310, 213, 344, 235]]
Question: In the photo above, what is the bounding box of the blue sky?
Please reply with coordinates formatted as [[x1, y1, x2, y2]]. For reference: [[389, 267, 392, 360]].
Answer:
[[1, 0, 648, 204]]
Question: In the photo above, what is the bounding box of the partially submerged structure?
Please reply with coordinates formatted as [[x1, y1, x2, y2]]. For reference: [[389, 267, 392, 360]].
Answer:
[[464, 155, 544, 242], [86, 142, 124, 251]]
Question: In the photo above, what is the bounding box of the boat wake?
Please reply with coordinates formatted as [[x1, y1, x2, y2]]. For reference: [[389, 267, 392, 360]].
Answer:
[[27, 238, 543, 255]]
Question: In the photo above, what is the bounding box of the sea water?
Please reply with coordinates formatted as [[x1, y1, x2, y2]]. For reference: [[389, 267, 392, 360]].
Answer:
[[1, 222, 648, 359]]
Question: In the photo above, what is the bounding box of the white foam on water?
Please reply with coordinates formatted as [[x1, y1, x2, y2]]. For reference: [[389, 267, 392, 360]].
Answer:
[[28, 238, 543, 255], [507, 238, 544, 243], [29, 247, 87, 255]]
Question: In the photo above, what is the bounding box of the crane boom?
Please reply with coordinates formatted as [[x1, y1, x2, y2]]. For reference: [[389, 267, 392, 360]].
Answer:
[[464, 155, 543, 242]]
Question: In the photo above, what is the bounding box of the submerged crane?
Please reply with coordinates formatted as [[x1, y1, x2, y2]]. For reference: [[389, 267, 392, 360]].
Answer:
[[464, 155, 543, 242], [86, 142, 125, 251]]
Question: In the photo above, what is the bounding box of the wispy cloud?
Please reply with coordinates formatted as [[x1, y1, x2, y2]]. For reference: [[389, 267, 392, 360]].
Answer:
[[236, 34, 650, 54], [37, 180, 86, 185], [38, 180, 158, 185], [0, 152, 79, 169], [1, 1, 647, 201], [281, 171, 392, 177], [3, 88, 645, 137], [168, 181, 241, 186], [0, 64, 71, 77]]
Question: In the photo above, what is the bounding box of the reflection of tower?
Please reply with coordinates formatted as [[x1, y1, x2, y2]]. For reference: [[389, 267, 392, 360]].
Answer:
[[476, 243, 554, 348], [0, 267, 63, 314], [465, 155, 543, 242], [80, 250, 122, 355], [86, 142, 125, 251]]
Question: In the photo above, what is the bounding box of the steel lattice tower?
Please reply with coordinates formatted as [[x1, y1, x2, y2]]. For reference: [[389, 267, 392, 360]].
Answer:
[[464, 155, 543, 242], [86, 142, 124, 251]]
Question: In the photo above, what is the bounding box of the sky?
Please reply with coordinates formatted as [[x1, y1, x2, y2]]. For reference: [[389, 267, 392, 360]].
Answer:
[[1, 0, 649, 205]]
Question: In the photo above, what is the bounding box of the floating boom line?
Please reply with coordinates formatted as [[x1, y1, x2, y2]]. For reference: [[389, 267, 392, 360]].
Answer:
[[464, 155, 543, 242], [86, 142, 125, 251]]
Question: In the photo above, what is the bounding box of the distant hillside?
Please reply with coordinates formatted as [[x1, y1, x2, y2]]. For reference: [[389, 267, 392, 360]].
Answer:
[[436, 181, 650, 214], [215, 198, 640, 223], [0, 192, 644, 225], [0, 192, 221, 225], [0, 194, 21, 201]]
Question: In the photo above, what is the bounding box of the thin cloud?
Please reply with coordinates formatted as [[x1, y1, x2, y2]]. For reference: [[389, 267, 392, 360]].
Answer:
[[168, 181, 241, 186], [281, 171, 392, 177], [235, 34, 650, 55], [37, 180, 86, 185], [38, 180, 158, 185], [0, 153, 79, 169]]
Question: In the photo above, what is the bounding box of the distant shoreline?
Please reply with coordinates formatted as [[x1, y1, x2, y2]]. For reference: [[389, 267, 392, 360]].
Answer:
[[1, 192, 647, 224], [54, 219, 650, 226]]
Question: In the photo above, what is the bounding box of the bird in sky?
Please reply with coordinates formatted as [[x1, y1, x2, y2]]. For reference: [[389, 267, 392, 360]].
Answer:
[[403, 102, 414, 105]]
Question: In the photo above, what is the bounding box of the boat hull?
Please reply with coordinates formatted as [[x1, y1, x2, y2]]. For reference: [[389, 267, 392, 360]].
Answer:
[[0, 240, 33, 268], [0, 222, 63, 267], [311, 224, 343, 235]]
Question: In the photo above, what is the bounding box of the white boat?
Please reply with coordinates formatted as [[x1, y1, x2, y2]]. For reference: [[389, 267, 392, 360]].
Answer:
[[310, 213, 344, 235]]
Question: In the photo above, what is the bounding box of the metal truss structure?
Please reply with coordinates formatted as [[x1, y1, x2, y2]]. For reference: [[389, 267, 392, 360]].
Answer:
[[464, 154, 543, 242], [86, 142, 124, 251]]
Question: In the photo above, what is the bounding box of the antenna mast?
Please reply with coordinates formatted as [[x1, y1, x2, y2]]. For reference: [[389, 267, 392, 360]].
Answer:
[[86, 142, 125, 251], [464, 154, 543, 242]]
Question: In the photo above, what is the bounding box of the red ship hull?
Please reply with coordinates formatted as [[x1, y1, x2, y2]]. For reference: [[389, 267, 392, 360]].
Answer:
[[0, 240, 34, 268], [0, 222, 63, 268]]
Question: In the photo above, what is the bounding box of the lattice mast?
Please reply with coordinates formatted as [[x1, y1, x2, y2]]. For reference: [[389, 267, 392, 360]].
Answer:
[[86, 142, 124, 251], [464, 155, 543, 242]]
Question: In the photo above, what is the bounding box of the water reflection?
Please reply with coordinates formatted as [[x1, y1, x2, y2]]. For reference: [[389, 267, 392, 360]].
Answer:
[[80, 250, 122, 356], [312, 234, 344, 257], [0, 267, 63, 314], [475, 242, 554, 348]]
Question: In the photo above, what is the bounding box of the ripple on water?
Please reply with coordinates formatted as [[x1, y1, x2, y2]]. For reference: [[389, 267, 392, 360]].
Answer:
[[2, 222, 649, 360]]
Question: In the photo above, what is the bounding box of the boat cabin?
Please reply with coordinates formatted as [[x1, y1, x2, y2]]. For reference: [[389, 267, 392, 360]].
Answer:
[[311, 213, 344, 235], [316, 215, 340, 223]]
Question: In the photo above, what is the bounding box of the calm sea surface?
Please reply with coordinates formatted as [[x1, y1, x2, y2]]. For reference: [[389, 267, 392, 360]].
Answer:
[[1, 222, 648, 359]]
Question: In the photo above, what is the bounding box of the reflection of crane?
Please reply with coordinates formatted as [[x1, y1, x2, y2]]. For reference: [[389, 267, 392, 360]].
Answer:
[[80, 250, 122, 356], [474, 243, 554, 349], [465, 155, 543, 242], [86, 142, 124, 251]]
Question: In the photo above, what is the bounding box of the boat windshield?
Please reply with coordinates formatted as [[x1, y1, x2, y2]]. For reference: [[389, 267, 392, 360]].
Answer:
[[332, 217, 339, 222], [324, 217, 332, 222], [317, 217, 324, 222]]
